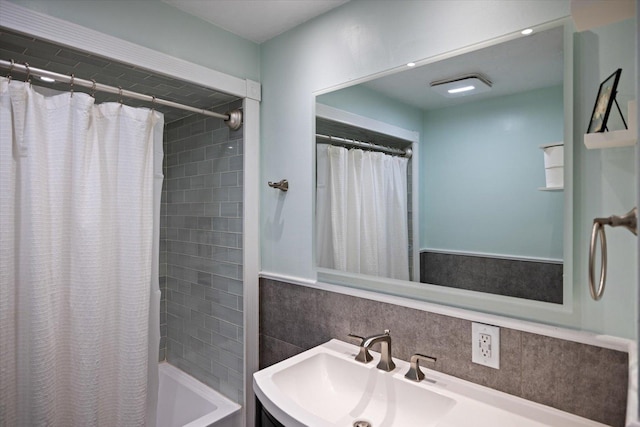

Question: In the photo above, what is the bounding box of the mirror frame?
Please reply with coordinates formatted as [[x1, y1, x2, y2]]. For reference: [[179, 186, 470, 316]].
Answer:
[[313, 18, 576, 326]]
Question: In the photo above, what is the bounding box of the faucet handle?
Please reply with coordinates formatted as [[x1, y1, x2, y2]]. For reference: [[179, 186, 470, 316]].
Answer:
[[347, 333, 365, 344], [347, 333, 374, 363], [404, 353, 437, 382]]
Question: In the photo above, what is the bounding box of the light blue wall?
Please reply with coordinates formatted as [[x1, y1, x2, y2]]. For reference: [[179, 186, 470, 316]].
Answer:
[[317, 85, 423, 134], [260, 0, 637, 339], [6, 0, 261, 81], [573, 18, 637, 338], [422, 86, 564, 260]]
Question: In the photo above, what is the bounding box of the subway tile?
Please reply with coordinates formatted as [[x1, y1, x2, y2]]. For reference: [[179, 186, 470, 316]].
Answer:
[[184, 347, 211, 370], [167, 164, 185, 179], [212, 217, 229, 232], [221, 171, 238, 187], [205, 117, 223, 131], [191, 147, 206, 162], [166, 301, 187, 319], [220, 202, 239, 217], [197, 244, 213, 258], [190, 175, 205, 189], [178, 151, 191, 164], [226, 278, 243, 296], [162, 106, 244, 405], [212, 331, 243, 356], [197, 271, 211, 287], [210, 260, 240, 279], [212, 303, 243, 326], [229, 155, 243, 171], [196, 327, 213, 345], [218, 320, 240, 341], [187, 203, 206, 216], [167, 338, 184, 359], [218, 348, 243, 373], [203, 202, 221, 216], [211, 157, 231, 173], [227, 219, 242, 233], [211, 360, 231, 381], [190, 283, 206, 299], [190, 120, 205, 135], [189, 309, 206, 329], [197, 217, 213, 230], [204, 287, 239, 310], [197, 160, 213, 175], [212, 188, 230, 202], [211, 127, 230, 144], [204, 174, 221, 189], [167, 290, 185, 306]]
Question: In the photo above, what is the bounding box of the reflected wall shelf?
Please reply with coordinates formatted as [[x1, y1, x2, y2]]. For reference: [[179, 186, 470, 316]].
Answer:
[[584, 100, 637, 149], [538, 186, 563, 191]]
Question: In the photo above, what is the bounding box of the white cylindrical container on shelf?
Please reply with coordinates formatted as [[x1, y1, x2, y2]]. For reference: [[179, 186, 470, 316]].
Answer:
[[540, 143, 564, 189], [544, 166, 563, 188]]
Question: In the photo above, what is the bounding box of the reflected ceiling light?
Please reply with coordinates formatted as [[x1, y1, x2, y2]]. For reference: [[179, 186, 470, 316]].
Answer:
[[430, 73, 492, 98], [40, 76, 56, 83], [407, 62, 416, 67], [521, 28, 533, 35]]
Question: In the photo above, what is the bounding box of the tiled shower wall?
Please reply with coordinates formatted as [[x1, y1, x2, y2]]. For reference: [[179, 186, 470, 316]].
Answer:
[[159, 100, 244, 404], [259, 278, 629, 427]]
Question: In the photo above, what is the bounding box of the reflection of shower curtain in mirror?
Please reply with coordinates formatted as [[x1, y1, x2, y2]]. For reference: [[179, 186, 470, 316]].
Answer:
[[316, 143, 409, 280]]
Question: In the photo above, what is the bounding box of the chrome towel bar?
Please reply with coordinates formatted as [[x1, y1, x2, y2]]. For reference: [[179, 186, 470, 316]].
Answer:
[[589, 207, 637, 300]]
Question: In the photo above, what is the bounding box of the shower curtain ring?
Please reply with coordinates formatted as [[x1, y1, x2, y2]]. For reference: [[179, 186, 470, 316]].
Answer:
[[118, 86, 123, 105], [6, 59, 14, 83], [90, 79, 96, 98], [24, 62, 31, 86], [69, 74, 74, 97], [151, 95, 156, 111]]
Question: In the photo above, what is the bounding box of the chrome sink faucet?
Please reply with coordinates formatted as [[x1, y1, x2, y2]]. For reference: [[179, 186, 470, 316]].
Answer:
[[348, 329, 396, 372]]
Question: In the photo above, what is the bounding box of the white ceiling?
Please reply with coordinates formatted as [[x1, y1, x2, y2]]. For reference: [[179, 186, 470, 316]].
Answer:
[[161, 0, 350, 44]]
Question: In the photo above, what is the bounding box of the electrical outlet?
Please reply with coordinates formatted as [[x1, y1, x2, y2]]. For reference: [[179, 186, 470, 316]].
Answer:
[[472, 322, 500, 369], [479, 333, 491, 358]]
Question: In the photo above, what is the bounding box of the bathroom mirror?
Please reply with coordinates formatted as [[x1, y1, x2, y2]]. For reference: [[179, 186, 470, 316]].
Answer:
[[315, 20, 573, 314]]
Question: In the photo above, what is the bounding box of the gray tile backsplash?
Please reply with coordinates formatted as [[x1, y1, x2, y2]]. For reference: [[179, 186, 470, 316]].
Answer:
[[420, 251, 563, 303], [160, 101, 244, 404], [259, 278, 628, 427]]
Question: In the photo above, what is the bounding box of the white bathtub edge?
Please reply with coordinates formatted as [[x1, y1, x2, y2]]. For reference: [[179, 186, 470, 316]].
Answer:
[[158, 362, 241, 427]]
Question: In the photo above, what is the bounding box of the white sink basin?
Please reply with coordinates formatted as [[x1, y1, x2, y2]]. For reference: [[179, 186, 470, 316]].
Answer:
[[253, 339, 607, 427]]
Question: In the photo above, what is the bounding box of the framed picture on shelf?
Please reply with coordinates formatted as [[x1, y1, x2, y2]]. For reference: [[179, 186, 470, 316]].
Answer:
[[587, 68, 622, 133]]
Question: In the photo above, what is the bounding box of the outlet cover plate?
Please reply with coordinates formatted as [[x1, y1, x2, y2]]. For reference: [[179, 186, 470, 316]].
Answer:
[[472, 322, 500, 369]]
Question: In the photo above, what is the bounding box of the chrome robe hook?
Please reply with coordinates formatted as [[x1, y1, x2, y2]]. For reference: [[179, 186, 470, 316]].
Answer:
[[268, 179, 288, 192]]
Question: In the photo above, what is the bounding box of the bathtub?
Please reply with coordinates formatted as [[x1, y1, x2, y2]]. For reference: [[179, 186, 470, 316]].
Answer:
[[157, 362, 241, 427]]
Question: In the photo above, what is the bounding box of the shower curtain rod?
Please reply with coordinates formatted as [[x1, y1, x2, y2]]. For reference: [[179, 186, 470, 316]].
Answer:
[[316, 133, 412, 158], [0, 59, 240, 126]]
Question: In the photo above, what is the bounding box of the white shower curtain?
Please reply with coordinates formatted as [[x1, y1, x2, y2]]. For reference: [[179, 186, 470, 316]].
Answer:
[[316, 143, 409, 280], [0, 78, 163, 426]]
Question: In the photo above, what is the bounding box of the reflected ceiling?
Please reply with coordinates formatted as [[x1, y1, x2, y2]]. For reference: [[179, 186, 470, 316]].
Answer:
[[363, 26, 564, 111]]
